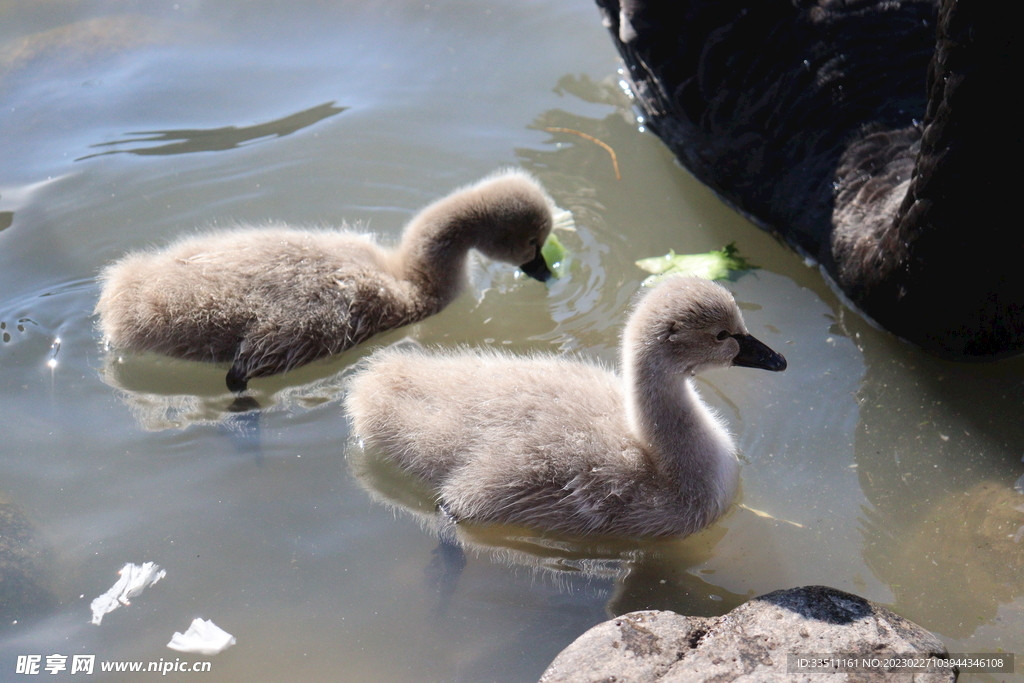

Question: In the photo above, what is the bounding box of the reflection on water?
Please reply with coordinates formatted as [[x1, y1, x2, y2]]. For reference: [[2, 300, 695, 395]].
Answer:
[[98, 345, 360, 431], [351, 439, 753, 619], [78, 101, 347, 160], [1, 0, 1023, 681]]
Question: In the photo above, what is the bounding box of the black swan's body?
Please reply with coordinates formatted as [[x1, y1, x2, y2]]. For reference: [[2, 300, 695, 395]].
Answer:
[[596, 0, 1021, 358]]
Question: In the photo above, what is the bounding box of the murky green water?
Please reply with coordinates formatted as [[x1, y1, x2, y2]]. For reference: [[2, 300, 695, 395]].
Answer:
[[1, 1, 1021, 681]]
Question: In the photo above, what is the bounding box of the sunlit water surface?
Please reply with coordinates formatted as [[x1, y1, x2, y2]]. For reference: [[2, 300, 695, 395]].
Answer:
[[1, 1, 1022, 681]]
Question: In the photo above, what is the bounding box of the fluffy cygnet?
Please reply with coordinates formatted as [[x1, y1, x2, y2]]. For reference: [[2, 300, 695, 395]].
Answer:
[[346, 276, 787, 538], [96, 169, 557, 393]]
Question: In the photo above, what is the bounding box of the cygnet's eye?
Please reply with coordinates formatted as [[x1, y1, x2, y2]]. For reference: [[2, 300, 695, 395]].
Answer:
[[716, 330, 730, 341], [528, 237, 539, 246]]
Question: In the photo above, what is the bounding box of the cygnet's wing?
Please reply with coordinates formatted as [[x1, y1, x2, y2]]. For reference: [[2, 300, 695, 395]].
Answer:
[[347, 347, 637, 484]]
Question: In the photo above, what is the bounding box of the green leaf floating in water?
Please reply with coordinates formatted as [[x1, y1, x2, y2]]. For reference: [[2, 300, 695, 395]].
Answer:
[[540, 209, 574, 279], [541, 233, 569, 279], [635, 242, 757, 287]]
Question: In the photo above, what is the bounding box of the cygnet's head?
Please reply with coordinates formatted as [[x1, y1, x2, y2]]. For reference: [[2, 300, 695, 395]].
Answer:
[[460, 169, 556, 281], [625, 276, 787, 375]]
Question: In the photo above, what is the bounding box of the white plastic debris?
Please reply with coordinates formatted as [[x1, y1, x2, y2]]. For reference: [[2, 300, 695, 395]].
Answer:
[[167, 618, 236, 655], [90, 562, 167, 625]]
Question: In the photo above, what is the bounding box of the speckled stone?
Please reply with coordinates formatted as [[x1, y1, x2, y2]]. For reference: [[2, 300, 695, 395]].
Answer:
[[539, 586, 955, 682]]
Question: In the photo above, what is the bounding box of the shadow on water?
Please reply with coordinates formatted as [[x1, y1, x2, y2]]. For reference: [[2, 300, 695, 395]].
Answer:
[[0, 192, 12, 232], [76, 101, 347, 160]]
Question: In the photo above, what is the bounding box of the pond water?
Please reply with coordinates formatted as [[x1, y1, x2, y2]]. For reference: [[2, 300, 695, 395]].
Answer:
[[1, 1, 1022, 681]]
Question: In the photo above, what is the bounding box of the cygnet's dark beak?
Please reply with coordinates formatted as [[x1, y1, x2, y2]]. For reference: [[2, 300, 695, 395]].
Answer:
[[731, 334, 787, 372], [519, 245, 552, 282]]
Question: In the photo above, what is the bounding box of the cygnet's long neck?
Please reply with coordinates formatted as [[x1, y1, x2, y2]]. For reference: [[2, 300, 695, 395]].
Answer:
[[622, 335, 739, 519], [394, 195, 478, 314]]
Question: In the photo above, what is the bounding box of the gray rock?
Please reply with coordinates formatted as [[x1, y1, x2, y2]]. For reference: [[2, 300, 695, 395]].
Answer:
[[1, 499, 55, 626], [539, 586, 955, 682]]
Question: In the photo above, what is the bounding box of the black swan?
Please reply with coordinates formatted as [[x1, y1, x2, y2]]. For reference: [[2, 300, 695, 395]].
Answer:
[[594, 0, 1021, 358]]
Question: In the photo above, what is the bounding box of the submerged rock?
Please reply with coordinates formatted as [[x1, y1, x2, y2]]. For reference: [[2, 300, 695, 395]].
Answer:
[[0, 499, 56, 626], [539, 586, 954, 682]]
